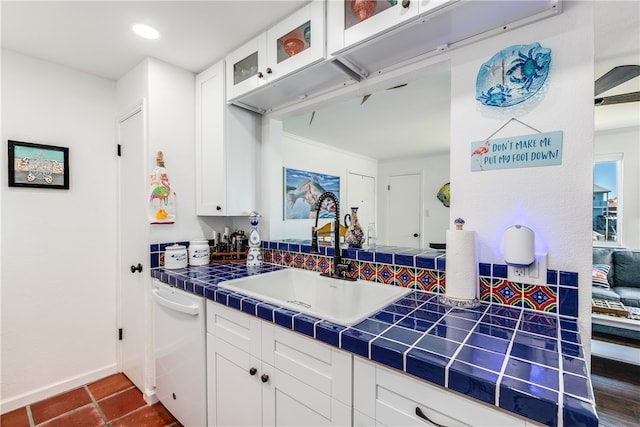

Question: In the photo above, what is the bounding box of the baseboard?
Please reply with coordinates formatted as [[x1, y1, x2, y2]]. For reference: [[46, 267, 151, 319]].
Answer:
[[0, 363, 118, 415]]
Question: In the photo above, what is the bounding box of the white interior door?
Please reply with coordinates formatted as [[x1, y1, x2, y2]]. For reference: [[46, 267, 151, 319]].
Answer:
[[387, 173, 421, 248], [118, 106, 148, 393], [347, 172, 376, 230]]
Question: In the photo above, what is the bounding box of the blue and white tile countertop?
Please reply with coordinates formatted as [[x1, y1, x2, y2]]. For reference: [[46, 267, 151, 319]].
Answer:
[[150, 262, 598, 427]]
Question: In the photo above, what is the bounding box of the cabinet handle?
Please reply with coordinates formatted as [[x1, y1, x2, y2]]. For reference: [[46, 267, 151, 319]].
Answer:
[[402, 0, 410, 8], [415, 407, 446, 427], [261, 373, 269, 383], [249, 367, 257, 376], [266, 67, 272, 74]]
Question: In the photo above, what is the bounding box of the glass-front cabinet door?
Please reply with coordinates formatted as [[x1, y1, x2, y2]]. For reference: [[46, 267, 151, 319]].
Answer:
[[266, 0, 325, 81], [328, 0, 420, 54], [226, 34, 268, 102]]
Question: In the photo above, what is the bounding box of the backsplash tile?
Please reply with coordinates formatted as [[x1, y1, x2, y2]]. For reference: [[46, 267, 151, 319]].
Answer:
[[261, 240, 575, 317], [151, 241, 578, 318]]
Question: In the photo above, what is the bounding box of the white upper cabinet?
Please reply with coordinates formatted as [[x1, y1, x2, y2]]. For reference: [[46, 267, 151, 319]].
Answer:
[[266, 0, 326, 81], [196, 61, 260, 216], [226, 0, 326, 103], [225, 34, 268, 102], [327, 0, 421, 55]]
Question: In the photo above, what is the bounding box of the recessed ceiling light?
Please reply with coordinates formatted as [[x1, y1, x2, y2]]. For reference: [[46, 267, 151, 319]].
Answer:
[[132, 24, 160, 40]]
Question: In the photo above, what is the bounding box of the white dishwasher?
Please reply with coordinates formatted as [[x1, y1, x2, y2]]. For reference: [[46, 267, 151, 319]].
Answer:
[[152, 280, 206, 427]]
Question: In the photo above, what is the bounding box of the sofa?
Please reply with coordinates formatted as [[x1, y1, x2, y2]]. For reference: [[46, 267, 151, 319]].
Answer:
[[592, 247, 640, 308]]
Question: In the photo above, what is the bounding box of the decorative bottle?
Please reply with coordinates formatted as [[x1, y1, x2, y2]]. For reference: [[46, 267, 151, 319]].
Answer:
[[344, 207, 366, 248], [247, 211, 263, 267]]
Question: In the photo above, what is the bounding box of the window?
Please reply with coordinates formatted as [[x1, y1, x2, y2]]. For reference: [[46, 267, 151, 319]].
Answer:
[[593, 154, 623, 245]]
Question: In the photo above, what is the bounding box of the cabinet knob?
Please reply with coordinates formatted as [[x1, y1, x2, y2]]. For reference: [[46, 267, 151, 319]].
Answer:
[[130, 263, 143, 273], [249, 367, 257, 376], [216, 206, 222, 211], [402, 0, 410, 8], [266, 67, 272, 74], [413, 233, 419, 238], [257, 72, 264, 78], [261, 374, 269, 383]]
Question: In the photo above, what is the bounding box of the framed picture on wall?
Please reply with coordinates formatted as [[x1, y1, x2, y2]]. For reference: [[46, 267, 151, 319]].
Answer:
[[8, 140, 70, 189], [284, 167, 340, 220]]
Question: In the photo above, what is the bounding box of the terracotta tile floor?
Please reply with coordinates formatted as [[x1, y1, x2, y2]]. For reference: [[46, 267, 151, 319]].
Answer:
[[1, 373, 181, 427]]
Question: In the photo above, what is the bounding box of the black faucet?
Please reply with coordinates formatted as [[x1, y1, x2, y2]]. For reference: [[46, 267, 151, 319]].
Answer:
[[311, 191, 354, 280]]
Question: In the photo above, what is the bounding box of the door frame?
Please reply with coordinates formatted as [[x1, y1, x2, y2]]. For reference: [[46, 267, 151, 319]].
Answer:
[[116, 101, 155, 402]]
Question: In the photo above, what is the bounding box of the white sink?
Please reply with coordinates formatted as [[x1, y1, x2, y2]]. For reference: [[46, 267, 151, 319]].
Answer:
[[218, 268, 411, 326]]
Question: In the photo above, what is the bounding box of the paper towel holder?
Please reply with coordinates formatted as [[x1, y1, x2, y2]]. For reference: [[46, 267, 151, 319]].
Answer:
[[504, 225, 535, 266]]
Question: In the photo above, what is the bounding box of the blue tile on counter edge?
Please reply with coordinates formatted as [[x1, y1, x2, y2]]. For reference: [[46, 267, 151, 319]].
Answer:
[[274, 308, 296, 329], [341, 328, 375, 358], [416, 256, 435, 270], [227, 293, 243, 310], [448, 361, 498, 405], [405, 348, 448, 387], [371, 337, 409, 370], [293, 314, 319, 337], [563, 395, 598, 427], [257, 303, 278, 322], [315, 321, 345, 348], [241, 298, 259, 316], [395, 254, 415, 267], [375, 251, 393, 264], [436, 257, 446, 271], [499, 376, 558, 427]]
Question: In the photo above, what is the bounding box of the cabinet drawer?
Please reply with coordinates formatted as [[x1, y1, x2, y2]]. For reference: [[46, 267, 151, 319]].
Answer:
[[263, 365, 351, 427], [206, 302, 261, 357], [374, 365, 527, 427], [262, 323, 352, 405]]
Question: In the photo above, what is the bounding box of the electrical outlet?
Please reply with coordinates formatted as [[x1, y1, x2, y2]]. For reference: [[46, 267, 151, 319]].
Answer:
[[507, 253, 548, 285], [514, 266, 526, 277]]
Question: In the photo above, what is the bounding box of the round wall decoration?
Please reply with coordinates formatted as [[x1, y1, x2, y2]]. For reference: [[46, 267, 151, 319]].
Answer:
[[476, 42, 551, 107]]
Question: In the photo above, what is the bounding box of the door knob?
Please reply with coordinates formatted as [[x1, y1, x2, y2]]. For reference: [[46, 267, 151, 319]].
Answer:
[[261, 374, 269, 383], [130, 263, 143, 273]]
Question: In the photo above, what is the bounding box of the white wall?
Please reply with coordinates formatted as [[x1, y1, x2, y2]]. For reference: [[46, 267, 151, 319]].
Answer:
[[450, 2, 594, 341], [594, 126, 640, 250], [117, 58, 207, 244], [261, 131, 378, 240], [1, 49, 118, 411], [378, 154, 450, 247]]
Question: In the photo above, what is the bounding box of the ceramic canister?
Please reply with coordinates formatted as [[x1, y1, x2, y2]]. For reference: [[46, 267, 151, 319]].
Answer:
[[164, 244, 188, 269], [189, 239, 210, 266]]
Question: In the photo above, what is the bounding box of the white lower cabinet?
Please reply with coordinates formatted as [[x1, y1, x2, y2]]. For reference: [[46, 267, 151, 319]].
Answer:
[[206, 302, 351, 426], [353, 357, 528, 427]]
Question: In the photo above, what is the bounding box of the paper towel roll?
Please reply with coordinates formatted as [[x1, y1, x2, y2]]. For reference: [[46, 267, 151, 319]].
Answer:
[[445, 229, 478, 301]]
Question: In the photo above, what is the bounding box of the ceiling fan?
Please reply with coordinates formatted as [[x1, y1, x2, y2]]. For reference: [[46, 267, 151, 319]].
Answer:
[[594, 65, 640, 106]]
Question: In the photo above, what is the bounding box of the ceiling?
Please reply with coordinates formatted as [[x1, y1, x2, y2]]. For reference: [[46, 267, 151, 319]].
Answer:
[[2, 1, 639, 160]]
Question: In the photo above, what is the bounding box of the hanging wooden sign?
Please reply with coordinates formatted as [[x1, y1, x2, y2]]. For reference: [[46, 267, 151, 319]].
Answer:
[[470, 130, 563, 171]]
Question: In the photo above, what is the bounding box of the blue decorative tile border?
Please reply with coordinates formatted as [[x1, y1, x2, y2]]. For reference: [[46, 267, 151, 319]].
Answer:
[[148, 257, 597, 427]]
